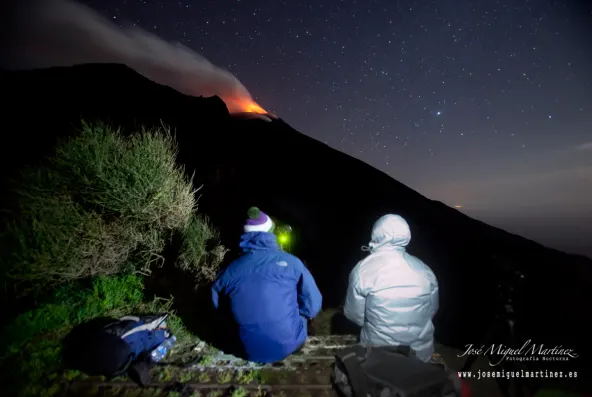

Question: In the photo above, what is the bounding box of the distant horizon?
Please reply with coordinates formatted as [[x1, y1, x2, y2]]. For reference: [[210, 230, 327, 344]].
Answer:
[[304, 120, 592, 260], [461, 208, 592, 260], [319, 134, 592, 261]]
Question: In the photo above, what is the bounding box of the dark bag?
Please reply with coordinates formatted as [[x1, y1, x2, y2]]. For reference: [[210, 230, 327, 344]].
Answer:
[[63, 314, 170, 386], [332, 344, 459, 397]]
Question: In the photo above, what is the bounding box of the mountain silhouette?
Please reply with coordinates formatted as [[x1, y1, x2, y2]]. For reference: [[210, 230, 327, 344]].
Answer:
[[1, 64, 590, 384]]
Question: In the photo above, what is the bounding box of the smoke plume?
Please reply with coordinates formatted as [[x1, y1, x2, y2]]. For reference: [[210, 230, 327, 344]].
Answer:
[[2, 0, 262, 113]]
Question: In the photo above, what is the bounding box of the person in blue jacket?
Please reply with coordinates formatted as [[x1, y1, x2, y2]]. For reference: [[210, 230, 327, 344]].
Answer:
[[211, 207, 323, 363]]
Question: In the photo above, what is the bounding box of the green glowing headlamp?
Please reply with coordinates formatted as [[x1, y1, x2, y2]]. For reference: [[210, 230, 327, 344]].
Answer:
[[276, 225, 293, 246]]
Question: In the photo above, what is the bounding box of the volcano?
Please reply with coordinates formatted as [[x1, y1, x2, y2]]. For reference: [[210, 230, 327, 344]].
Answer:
[[1, 64, 591, 385]]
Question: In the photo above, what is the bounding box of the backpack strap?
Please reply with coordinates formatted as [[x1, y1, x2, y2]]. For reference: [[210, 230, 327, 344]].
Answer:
[[335, 345, 370, 397], [108, 354, 134, 379], [381, 344, 414, 357]]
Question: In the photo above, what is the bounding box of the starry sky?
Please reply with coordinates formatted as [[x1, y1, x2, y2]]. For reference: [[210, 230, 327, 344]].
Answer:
[[76, 0, 592, 257]]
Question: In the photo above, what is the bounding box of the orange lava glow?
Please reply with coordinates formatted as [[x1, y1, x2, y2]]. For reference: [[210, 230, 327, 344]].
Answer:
[[225, 96, 267, 114], [243, 101, 267, 114]]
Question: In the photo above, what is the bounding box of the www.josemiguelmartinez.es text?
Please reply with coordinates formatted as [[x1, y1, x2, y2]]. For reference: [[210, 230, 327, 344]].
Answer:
[[457, 369, 578, 380]]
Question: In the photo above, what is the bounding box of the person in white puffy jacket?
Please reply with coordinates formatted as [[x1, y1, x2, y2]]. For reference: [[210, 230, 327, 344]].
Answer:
[[343, 214, 439, 362]]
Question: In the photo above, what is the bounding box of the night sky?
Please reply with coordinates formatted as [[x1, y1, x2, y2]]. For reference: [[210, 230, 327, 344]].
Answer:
[[64, 1, 592, 256]]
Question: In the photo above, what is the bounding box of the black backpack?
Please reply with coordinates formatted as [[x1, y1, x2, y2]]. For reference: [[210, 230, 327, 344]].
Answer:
[[332, 344, 460, 397], [62, 314, 170, 386]]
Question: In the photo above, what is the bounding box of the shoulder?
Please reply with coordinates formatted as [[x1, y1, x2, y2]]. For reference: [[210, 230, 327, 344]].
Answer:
[[349, 255, 385, 293], [348, 257, 369, 284], [278, 252, 305, 270], [406, 254, 434, 274], [216, 255, 248, 280], [355, 251, 391, 274], [405, 254, 438, 285], [242, 251, 305, 277]]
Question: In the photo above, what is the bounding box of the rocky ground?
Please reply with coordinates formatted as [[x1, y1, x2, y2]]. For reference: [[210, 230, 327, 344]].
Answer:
[[58, 333, 505, 397], [53, 307, 516, 397]]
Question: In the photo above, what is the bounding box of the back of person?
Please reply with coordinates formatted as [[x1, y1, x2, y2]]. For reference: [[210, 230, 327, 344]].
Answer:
[[212, 207, 322, 364], [216, 238, 310, 362], [344, 214, 438, 362]]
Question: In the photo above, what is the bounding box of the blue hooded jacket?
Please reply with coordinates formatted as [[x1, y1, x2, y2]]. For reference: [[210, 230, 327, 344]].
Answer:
[[211, 232, 323, 363]]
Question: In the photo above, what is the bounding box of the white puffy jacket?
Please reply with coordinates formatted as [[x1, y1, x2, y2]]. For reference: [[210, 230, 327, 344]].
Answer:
[[343, 214, 439, 362]]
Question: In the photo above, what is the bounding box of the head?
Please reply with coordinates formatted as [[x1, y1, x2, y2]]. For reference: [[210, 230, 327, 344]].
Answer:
[[243, 206, 275, 234], [367, 214, 411, 252]]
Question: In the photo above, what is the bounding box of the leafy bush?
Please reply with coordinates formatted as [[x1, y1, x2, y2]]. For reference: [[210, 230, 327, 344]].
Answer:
[[0, 121, 224, 291], [0, 121, 226, 395], [176, 214, 228, 283]]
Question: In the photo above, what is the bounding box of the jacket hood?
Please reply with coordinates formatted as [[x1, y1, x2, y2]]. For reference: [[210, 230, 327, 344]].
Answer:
[[367, 214, 411, 253], [239, 231, 280, 252]]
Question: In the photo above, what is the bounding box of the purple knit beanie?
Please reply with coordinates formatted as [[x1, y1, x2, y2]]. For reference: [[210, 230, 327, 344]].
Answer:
[[244, 207, 275, 233]]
